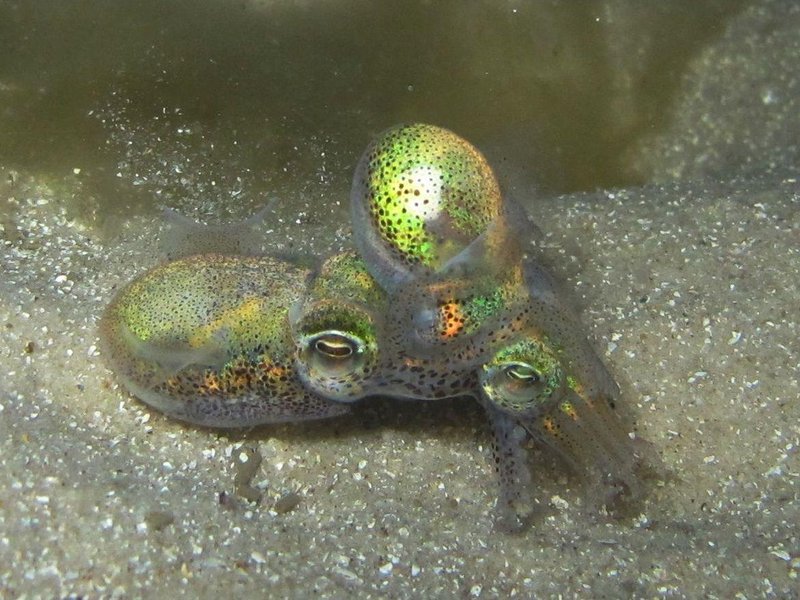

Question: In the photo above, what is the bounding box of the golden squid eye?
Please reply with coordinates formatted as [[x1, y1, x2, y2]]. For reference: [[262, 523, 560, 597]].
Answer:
[[310, 332, 362, 359], [502, 362, 540, 384]]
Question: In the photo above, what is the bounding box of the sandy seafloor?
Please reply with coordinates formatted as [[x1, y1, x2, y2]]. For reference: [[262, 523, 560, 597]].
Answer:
[[1, 1, 799, 598]]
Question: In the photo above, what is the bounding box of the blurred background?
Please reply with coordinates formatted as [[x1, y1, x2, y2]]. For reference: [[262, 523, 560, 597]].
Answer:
[[0, 1, 748, 227]]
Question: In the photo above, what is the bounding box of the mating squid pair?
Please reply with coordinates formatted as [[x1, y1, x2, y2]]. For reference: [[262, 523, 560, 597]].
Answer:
[[101, 124, 654, 529]]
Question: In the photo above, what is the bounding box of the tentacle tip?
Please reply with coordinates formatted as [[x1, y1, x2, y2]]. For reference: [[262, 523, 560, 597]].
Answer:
[[493, 497, 540, 534], [583, 439, 666, 519]]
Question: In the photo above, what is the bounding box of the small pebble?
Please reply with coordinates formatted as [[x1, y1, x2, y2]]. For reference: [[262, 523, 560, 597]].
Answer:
[[273, 492, 302, 514]]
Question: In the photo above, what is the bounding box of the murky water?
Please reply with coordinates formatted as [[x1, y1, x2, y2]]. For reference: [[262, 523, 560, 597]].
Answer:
[[0, 1, 746, 226]]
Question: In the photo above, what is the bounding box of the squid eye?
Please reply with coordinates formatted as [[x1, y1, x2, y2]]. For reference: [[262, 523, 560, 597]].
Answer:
[[503, 362, 540, 383], [310, 332, 362, 359], [315, 337, 353, 358]]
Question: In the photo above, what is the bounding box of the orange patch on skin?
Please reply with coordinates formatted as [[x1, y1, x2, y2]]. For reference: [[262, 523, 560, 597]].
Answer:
[[542, 416, 557, 435], [438, 301, 465, 339], [259, 360, 287, 381], [229, 372, 251, 389], [165, 376, 183, 394], [203, 372, 221, 393]]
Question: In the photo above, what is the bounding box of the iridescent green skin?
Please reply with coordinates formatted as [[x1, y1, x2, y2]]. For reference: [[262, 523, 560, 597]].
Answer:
[[351, 123, 509, 293], [100, 254, 349, 427]]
